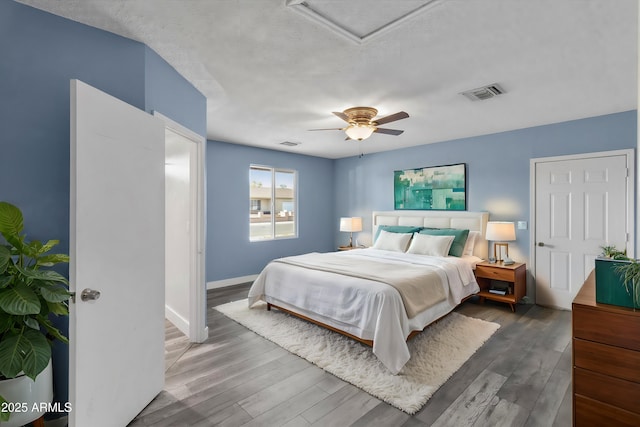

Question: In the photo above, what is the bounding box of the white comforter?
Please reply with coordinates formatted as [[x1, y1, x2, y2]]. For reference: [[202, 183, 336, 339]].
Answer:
[[247, 248, 480, 374]]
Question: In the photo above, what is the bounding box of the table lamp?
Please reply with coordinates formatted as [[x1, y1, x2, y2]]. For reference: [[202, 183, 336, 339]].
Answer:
[[340, 217, 362, 247], [485, 221, 516, 262]]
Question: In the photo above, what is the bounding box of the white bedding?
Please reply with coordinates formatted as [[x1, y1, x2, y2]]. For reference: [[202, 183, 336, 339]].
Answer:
[[247, 248, 480, 374]]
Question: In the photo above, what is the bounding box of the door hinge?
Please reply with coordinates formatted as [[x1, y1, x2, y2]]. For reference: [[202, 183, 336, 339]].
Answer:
[[70, 292, 76, 304]]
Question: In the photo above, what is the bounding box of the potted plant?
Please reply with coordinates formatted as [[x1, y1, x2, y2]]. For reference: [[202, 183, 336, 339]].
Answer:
[[615, 260, 640, 309], [0, 202, 71, 424], [595, 245, 639, 309]]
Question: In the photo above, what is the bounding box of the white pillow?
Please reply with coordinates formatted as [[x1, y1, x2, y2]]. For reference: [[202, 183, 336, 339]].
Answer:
[[407, 233, 455, 257], [463, 231, 480, 256], [372, 229, 413, 252]]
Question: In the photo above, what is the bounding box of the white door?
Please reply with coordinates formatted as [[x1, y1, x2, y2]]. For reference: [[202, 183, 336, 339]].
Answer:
[[69, 80, 165, 426], [534, 151, 633, 309]]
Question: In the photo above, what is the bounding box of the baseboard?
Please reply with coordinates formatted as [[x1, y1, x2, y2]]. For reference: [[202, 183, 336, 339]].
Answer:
[[165, 305, 189, 336], [207, 274, 258, 290]]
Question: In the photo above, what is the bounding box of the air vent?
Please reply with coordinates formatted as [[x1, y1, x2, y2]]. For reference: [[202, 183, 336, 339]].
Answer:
[[280, 141, 301, 147], [461, 83, 505, 101]]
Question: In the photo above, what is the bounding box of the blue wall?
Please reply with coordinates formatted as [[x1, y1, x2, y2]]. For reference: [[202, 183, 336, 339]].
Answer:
[[144, 47, 207, 136], [334, 110, 637, 262], [206, 140, 335, 281], [0, 0, 205, 415]]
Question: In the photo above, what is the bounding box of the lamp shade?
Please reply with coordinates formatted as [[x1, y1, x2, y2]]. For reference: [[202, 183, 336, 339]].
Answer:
[[340, 217, 363, 232], [485, 221, 516, 241]]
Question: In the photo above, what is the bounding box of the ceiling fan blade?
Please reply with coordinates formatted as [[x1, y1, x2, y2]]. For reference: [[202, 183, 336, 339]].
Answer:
[[374, 128, 404, 136], [308, 127, 346, 131], [332, 111, 351, 122], [374, 111, 409, 126]]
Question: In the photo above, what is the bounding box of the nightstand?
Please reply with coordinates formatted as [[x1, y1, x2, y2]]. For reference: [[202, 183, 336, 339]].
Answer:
[[337, 246, 358, 251], [474, 261, 526, 312]]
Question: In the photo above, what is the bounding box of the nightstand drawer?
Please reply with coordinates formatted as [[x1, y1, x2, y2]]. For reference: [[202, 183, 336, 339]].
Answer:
[[475, 265, 515, 282]]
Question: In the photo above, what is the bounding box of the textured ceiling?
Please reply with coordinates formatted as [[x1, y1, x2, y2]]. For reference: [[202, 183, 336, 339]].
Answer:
[[17, 0, 638, 159]]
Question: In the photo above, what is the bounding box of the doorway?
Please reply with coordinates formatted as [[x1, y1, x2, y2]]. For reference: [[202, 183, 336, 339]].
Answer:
[[157, 112, 208, 343], [531, 149, 634, 310]]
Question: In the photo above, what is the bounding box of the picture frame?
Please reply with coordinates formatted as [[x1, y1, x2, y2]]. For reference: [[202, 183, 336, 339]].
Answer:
[[394, 163, 466, 210]]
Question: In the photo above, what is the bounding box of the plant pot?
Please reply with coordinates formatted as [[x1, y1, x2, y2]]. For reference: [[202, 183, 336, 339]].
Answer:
[[595, 258, 637, 309], [0, 360, 53, 427]]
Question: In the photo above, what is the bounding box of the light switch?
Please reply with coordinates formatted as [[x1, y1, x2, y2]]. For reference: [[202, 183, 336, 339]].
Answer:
[[517, 221, 527, 230]]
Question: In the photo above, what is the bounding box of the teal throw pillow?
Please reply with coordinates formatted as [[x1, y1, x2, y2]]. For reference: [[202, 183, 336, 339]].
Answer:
[[419, 228, 469, 257]]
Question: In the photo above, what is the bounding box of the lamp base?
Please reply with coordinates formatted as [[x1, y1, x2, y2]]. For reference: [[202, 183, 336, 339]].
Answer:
[[493, 242, 509, 262]]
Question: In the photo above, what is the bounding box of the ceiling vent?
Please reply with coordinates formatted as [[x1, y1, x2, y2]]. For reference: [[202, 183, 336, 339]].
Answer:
[[460, 83, 505, 101], [280, 141, 301, 147]]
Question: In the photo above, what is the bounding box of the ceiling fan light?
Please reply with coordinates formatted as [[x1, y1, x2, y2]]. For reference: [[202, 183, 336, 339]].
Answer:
[[345, 124, 375, 140]]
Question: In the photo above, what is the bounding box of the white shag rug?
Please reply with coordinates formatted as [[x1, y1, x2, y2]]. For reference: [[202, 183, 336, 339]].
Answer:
[[214, 299, 500, 414]]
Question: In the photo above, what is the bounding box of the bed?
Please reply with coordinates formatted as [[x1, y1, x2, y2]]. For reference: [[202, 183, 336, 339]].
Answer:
[[248, 210, 489, 374]]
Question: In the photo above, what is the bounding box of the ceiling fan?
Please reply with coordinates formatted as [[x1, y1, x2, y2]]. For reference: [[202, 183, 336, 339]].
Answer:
[[310, 107, 409, 141]]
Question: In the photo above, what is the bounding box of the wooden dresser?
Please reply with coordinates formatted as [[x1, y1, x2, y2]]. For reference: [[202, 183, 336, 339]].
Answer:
[[572, 271, 640, 426]]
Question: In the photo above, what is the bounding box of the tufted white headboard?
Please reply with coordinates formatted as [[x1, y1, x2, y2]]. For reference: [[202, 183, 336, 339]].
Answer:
[[372, 210, 489, 260]]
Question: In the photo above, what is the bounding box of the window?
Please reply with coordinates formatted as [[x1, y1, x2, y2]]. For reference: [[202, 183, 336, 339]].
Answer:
[[250, 165, 297, 241]]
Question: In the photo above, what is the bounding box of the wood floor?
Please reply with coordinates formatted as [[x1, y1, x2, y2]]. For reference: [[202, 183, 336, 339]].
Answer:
[[130, 284, 572, 426]]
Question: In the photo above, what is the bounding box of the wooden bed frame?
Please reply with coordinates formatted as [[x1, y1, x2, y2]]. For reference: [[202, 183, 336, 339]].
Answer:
[[266, 296, 476, 347], [267, 210, 489, 347]]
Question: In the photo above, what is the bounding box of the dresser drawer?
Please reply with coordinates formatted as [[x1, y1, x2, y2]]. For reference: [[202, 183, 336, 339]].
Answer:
[[574, 338, 640, 383], [574, 367, 640, 414], [475, 265, 514, 282], [574, 394, 640, 427], [573, 304, 640, 351]]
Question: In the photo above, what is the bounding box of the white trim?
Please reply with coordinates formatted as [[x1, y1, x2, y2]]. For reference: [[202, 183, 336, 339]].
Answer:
[[286, 0, 442, 44], [529, 148, 636, 303], [165, 305, 189, 337], [155, 111, 209, 343], [207, 274, 259, 290], [249, 164, 298, 242]]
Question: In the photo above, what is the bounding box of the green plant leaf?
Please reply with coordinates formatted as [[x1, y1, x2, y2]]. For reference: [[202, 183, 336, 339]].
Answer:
[[36, 253, 70, 267], [0, 395, 10, 421], [23, 316, 39, 330], [0, 332, 26, 378], [22, 240, 41, 259], [40, 285, 71, 303], [2, 233, 24, 255], [0, 275, 12, 289], [0, 283, 40, 315], [0, 246, 10, 273], [0, 312, 12, 333], [45, 301, 69, 316], [15, 266, 68, 284], [19, 329, 51, 380], [37, 315, 68, 344], [0, 202, 24, 236], [38, 240, 59, 254]]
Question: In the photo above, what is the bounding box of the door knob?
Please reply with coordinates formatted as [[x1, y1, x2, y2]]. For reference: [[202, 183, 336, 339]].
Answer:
[[538, 242, 545, 247], [81, 288, 101, 302]]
